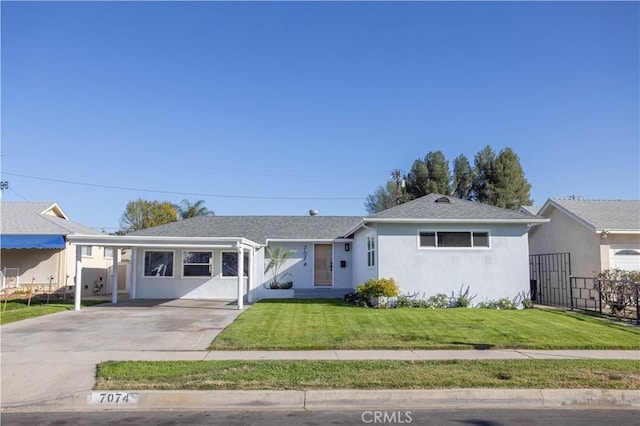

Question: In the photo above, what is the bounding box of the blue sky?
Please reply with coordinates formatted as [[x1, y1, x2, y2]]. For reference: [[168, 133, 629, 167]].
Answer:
[[1, 1, 638, 231]]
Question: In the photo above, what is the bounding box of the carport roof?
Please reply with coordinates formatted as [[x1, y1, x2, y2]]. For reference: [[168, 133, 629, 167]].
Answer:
[[129, 215, 363, 244]]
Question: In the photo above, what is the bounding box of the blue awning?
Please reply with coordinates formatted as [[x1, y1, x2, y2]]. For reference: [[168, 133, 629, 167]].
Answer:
[[1, 235, 66, 249]]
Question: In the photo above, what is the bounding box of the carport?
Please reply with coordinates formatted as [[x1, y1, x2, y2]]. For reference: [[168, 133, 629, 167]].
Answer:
[[66, 234, 260, 311]]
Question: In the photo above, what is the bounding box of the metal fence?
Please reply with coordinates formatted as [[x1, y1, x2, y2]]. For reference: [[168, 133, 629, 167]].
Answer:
[[529, 253, 571, 307], [569, 276, 639, 324]]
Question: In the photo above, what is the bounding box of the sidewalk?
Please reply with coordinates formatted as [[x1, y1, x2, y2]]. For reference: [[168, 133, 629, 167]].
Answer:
[[2, 349, 638, 413], [200, 349, 640, 360]]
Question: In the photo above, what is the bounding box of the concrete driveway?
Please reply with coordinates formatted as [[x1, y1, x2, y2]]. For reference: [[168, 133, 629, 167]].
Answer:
[[1, 299, 243, 407]]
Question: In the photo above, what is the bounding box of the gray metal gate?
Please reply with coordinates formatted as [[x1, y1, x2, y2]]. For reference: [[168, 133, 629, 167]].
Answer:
[[529, 253, 571, 307]]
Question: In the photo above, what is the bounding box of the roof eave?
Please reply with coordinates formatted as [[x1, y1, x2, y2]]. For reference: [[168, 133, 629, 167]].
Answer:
[[41, 203, 69, 220], [66, 234, 262, 249], [594, 229, 640, 235], [539, 199, 597, 232], [364, 218, 550, 225], [265, 238, 354, 244]]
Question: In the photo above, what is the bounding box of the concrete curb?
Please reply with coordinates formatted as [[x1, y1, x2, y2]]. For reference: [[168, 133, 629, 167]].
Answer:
[[3, 389, 639, 413]]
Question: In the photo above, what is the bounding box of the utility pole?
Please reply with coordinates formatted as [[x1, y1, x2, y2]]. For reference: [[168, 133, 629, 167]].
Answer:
[[0, 180, 8, 201], [391, 169, 405, 206]]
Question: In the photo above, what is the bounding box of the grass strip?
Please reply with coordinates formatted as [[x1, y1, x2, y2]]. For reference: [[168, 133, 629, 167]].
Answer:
[[96, 359, 640, 391], [210, 299, 640, 350], [0, 300, 106, 325]]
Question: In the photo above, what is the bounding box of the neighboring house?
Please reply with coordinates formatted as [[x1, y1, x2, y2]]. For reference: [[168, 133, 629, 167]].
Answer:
[[67, 194, 547, 308], [528, 198, 640, 277], [519, 205, 541, 216], [0, 202, 127, 296]]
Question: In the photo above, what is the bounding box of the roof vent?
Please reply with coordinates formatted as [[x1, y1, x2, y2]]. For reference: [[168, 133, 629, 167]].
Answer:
[[309, 210, 319, 216], [435, 196, 451, 203]]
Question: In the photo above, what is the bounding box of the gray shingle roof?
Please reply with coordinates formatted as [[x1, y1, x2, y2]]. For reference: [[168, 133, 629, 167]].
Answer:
[[130, 216, 363, 244], [519, 205, 541, 216], [368, 193, 539, 221], [1, 202, 100, 235], [546, 198, 640, 231]]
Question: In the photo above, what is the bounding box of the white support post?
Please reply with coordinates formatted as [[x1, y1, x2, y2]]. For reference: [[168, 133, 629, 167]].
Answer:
[[74, 245, 82, 312], [237, 246, 244, 310], [129, 248, 137, 299], [247, 247, 254, 304], [111, 250, 118, 304]]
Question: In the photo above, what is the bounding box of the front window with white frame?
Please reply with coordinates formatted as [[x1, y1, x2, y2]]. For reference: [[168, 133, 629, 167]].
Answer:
[[81, 246, 93, 257], [183, 251, 213, 277], [419, 231, 490, 248], [144, 251, 174, 277], [221, 252, 249, 277], [367, 234, 376, 267]]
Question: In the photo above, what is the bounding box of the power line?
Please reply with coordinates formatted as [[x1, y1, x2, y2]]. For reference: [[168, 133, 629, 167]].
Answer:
[[2, 172, 365, 201]]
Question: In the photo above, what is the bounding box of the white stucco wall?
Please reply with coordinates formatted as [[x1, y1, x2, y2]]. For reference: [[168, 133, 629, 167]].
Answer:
[[259, 241, 354, 290], [375, 223, 531, 302], [133, 247, 257, 300], [528, 206, 602, 277], [261, 242, 312, 290], [332, 242, 353, 288], [352, 227, 378, 287]]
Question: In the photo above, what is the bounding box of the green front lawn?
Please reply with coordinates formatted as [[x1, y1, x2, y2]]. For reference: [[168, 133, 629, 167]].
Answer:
[[0, 299, 106, 325], [211, 299, 640, 350], [96, 359, 640, 390]]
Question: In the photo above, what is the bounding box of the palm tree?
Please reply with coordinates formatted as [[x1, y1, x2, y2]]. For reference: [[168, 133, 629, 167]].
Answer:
[[265, 247, 295, 287], [175, 199, 214, 220]]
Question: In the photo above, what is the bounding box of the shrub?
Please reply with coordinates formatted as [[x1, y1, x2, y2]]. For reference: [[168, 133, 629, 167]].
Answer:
[[425, 293, 449, 309], [356, 278, 400, 300], [395, 294, 414, 308], [495, 298, 518, 310], [518, 291, 534, 309], [268, 281, 293, 290], [521, 298, 534, 309], [597, 269, 639, 315], [450, 284, 476, 308], [475, 300, 496, 309], [412, 298, 429, 308], [344, 292, 370, 307]]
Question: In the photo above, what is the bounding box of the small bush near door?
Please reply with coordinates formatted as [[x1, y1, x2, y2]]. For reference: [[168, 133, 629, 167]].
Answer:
[[355, 278, 400, 308]]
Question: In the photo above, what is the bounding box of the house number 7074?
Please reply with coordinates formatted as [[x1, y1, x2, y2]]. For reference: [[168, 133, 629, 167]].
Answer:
[[87, 392, 139, 405], [303, 245, 308, 267]]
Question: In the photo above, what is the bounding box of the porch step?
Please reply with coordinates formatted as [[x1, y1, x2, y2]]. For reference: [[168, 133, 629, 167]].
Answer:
[[293, 288, 353, 299]]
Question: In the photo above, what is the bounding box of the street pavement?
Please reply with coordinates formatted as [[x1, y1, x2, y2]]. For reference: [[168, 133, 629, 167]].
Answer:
[[1, 300, 638, 413]]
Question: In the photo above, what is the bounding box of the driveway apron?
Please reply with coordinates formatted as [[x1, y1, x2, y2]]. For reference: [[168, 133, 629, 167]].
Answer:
[[1, 299, 243, 407]]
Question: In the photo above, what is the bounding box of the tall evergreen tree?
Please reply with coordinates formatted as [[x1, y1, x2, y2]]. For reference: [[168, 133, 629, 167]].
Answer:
[[488, 148, 532, 209], [404, 151, 451, 199], [424, 151, 451, 195], [404, 158, 430, 200], [452, 154, 473, 200], [366, 146, 532, 212], [472, 145, 496, 204]]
